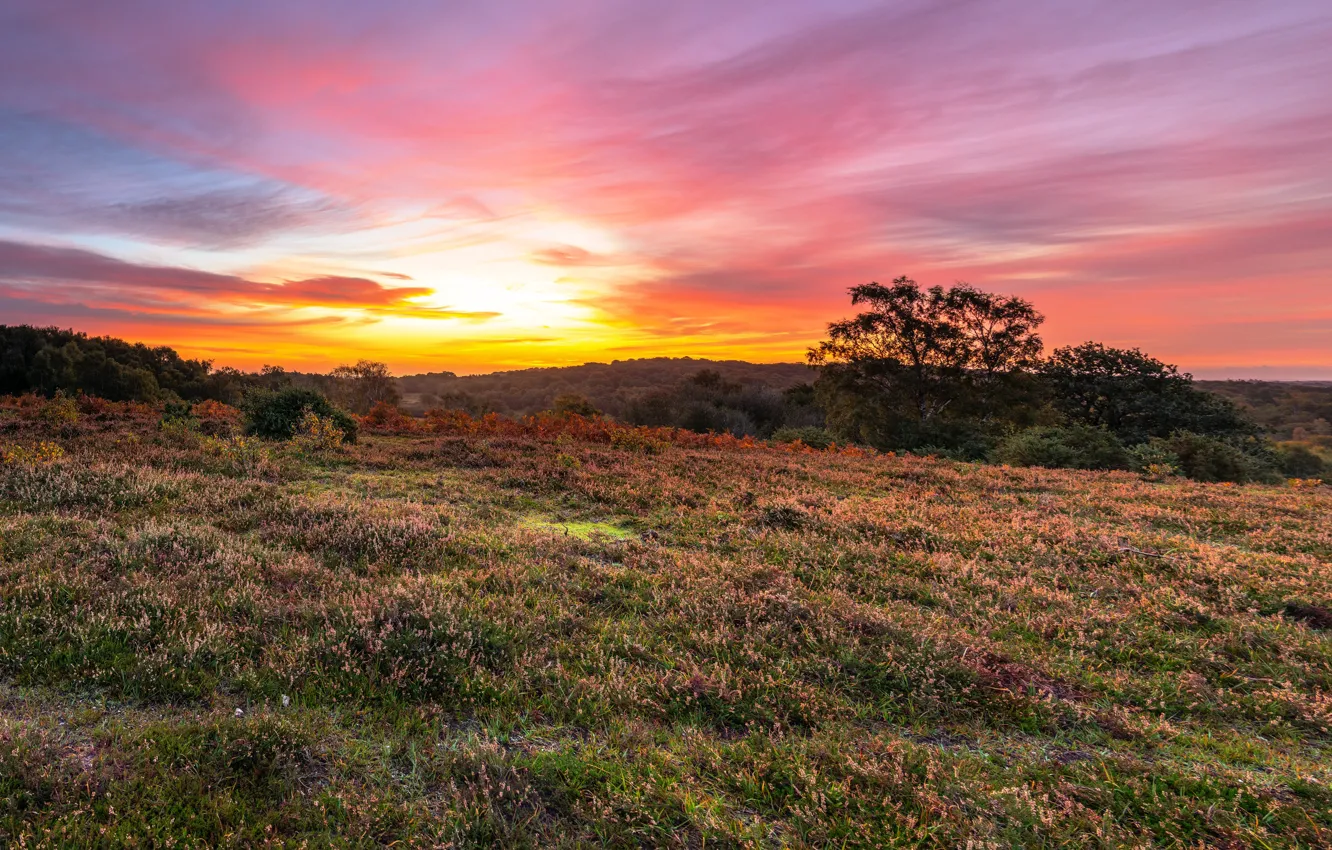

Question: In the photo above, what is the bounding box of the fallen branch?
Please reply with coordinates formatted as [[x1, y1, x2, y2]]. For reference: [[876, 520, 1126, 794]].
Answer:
[[1117, 546, 1180, 561]]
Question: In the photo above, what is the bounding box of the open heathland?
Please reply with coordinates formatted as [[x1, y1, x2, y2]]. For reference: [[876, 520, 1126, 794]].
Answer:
[[0, 396, 1330, 848]]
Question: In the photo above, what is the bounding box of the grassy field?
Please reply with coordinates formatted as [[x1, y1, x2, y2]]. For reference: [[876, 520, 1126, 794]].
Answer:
[[1, 398, 1330, 848]]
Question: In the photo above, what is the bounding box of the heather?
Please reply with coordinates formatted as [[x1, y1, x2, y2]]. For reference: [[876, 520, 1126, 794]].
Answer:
[[0, 395, 1329, 847]]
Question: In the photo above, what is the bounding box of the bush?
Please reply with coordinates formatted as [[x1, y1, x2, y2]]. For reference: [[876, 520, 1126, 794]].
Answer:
[[1127, 441, 1180, 479], [160, 399, 196, 425], [293, 410, 349, 453], [550, 393, 601, 417], [991, 425, 1129, 470], [0, 441, 65, 467], [362, 400, 416, 431], [609, 428, 668, 455], [771, 426, 836, 450], [1275, 443, 1327, 478], [240, 388, 358, 444], [193, 399, 240, 438], [1155, 432, 1277, 484], [759, 504, 808, 530], [204, 434, 273, 477], [158, 400, 200, 445], [39, 392, 79, 426]]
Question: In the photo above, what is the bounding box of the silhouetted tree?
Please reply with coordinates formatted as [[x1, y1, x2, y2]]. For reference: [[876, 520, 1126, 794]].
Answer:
[[330, 360, 400, 414], [809, 277, 1044, 453]]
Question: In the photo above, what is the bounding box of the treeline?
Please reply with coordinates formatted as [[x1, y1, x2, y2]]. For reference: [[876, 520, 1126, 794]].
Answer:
[[4, 314, 1327, 483], [805, 277, 1325, 482], [0, 325, 220, 401], [0, 326, 400, 415]]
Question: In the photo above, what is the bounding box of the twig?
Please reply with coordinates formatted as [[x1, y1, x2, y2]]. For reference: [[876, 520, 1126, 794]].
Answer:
[[1116, 546, 1179, 561]]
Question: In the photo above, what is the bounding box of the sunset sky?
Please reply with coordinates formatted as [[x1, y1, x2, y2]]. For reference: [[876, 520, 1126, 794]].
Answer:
[[1, 0, 1328, 376]]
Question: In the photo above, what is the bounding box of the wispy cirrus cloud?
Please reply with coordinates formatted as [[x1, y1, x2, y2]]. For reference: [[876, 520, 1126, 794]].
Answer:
[[0, 0, 1327, 374]]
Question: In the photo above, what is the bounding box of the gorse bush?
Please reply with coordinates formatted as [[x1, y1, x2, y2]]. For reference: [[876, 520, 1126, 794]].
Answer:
[[1153, 431, 1278, 484], [991, 425, 1129, 471], [0, 441, 65, 467], [240, 388, 357, 444], [160, 399, 196, 426], [1127, 440, 1180, 472], [203, 434, 272, 477], [771, 426, 836, 450], [1127, 440, 1181, 479], [292, 409, 349, 453], [609, 427, 669, 455], [1275, 443, 1327, 478], [39, 392, 79, 426]]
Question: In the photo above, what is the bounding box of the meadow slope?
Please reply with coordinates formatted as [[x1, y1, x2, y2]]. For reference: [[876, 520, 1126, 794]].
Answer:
[[1, 399, 1330, 848]]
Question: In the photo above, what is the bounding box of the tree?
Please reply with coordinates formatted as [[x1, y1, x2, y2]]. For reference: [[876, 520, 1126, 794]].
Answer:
[[1041, 343, 1254, 445], [808, 277, 1044, 452], [550, 393, 601, 417], [330, 360, 400, 414], [809, 278, 958, 425]]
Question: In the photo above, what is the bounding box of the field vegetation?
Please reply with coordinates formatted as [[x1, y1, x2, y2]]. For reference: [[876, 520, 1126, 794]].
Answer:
[[4, 297, 1330, 487], [0, 392, 1329, 847]]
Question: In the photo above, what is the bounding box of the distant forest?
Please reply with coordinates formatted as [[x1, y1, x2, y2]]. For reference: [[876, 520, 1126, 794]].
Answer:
[[399, 358, 816, 422], [1198, 380, 1332, 441]]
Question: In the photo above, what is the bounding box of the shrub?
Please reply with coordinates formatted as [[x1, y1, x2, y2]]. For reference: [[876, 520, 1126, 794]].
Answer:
[[293, 409, 349, 453], [193, 399, 242, 437], [193, 399, 241, 421], [1156, 432, 1278, 484], [1287, 477, 1324, 489], [160, 399, 196, 426], [555, 452, 582, 469], [991, 425, 1129, 470], [204, 434, 273, 477], [1275, 443, 1327, 478], [241, 388, 357, 444], [759, 504, 808, 530], [0, 441, 65, 467], [362, 400, 416, 431], [1127, 441, 1181, 479], [39, 392, 79, 426], [158, 400, 201, 446], [771, 426, 836, 450], [1128, 441, 1180, 470], [609, 428, 668, 455]]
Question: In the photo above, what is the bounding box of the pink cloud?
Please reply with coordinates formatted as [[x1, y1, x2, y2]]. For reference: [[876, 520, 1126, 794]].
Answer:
[[0, 239, 496, 321], [0, 0, 1328, 373]]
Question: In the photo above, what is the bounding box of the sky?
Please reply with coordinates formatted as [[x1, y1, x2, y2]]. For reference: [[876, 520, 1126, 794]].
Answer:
[[0, 0, 1328, 377]]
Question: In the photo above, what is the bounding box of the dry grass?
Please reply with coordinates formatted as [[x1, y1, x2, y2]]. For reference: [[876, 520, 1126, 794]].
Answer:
[[0, 395, 1329, 847]]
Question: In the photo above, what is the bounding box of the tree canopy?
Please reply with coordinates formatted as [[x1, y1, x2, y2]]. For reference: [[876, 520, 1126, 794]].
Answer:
[[0, 325, 216, 401], [1041, 342, 1253, 445], [807, 278, 1271, 473], [808, 277, 1045, 450]]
